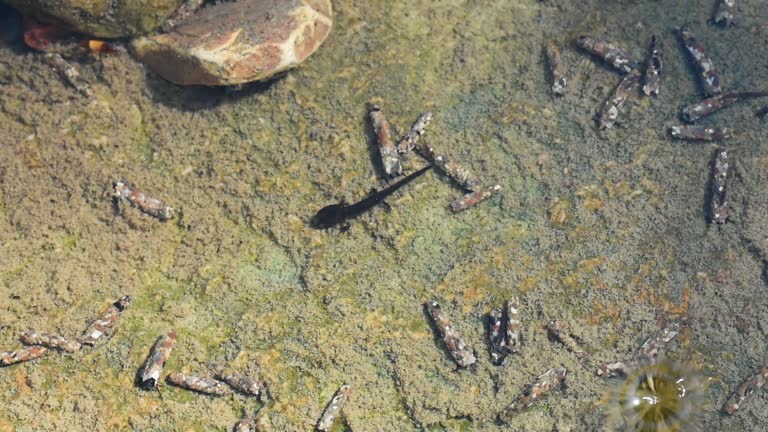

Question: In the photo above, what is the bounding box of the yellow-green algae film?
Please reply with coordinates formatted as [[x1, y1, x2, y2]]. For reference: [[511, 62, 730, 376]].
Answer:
[[2, 0, 768, 431]]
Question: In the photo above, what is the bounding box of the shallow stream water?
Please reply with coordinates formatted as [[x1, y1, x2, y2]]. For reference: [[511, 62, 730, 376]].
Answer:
[[1, 1, 768, 431]]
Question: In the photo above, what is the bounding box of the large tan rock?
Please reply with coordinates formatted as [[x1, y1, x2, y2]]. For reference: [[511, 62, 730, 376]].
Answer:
[[5, 0, 182, 38], [131, 0, 333, 86]]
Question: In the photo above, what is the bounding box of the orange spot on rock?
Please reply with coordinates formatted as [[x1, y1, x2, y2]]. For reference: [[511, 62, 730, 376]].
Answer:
[[587, 302, 621, 325], [643, 283, 692, 317]]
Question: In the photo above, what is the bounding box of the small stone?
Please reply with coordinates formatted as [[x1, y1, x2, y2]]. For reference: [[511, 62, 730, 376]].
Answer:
[[131, 0, 333, 86]]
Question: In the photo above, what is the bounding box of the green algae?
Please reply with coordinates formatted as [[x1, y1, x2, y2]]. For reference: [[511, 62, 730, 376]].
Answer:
[[55, 232, 80, 250]]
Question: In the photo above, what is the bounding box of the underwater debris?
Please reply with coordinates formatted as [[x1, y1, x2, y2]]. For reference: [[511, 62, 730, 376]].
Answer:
[[545, 41, 567, 95], [504, 298, 523, 356], [425, 300, 476, 368], [710, 147, 730, 224], [214, 368, 262, 396], [166, 372, 230, 396], [42, 52, 93, 97], [234, 416, 257, 432], [681, 92, 768, 123], [414, 140, 482, 192], [138, 331, 177, 390], [20, 331, 81, 352], [499, 365, 567, 422], [413, 133, 501, 211], [316, 383, 352, 432], [639, 320, 685, 359], [361, 105, 499, 212], [368, 104, 403, 177], [597, 69, 642, 129], [396, 111, 433, 155], [79, 295, 131, 346], [597, 319, 686, 378], [233, 409, 270, 432], [677, 26, 722, 97], [713, 0, 736, 27], [576, 36, 639, 74], [642, 35, 663, 97], [669, 125, 731, 141], [546, 320, 587, 358], [723, 367, 768, 415], [488, 297, 523, 365], [0, 346, 46, 367], [333, 104, 499, 215], [114, 181, 174, 221], [488, 307, 506, 365], [311, 165, 433, 228], [596, 359, 642, 378], [450, 185, 502, 213]]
